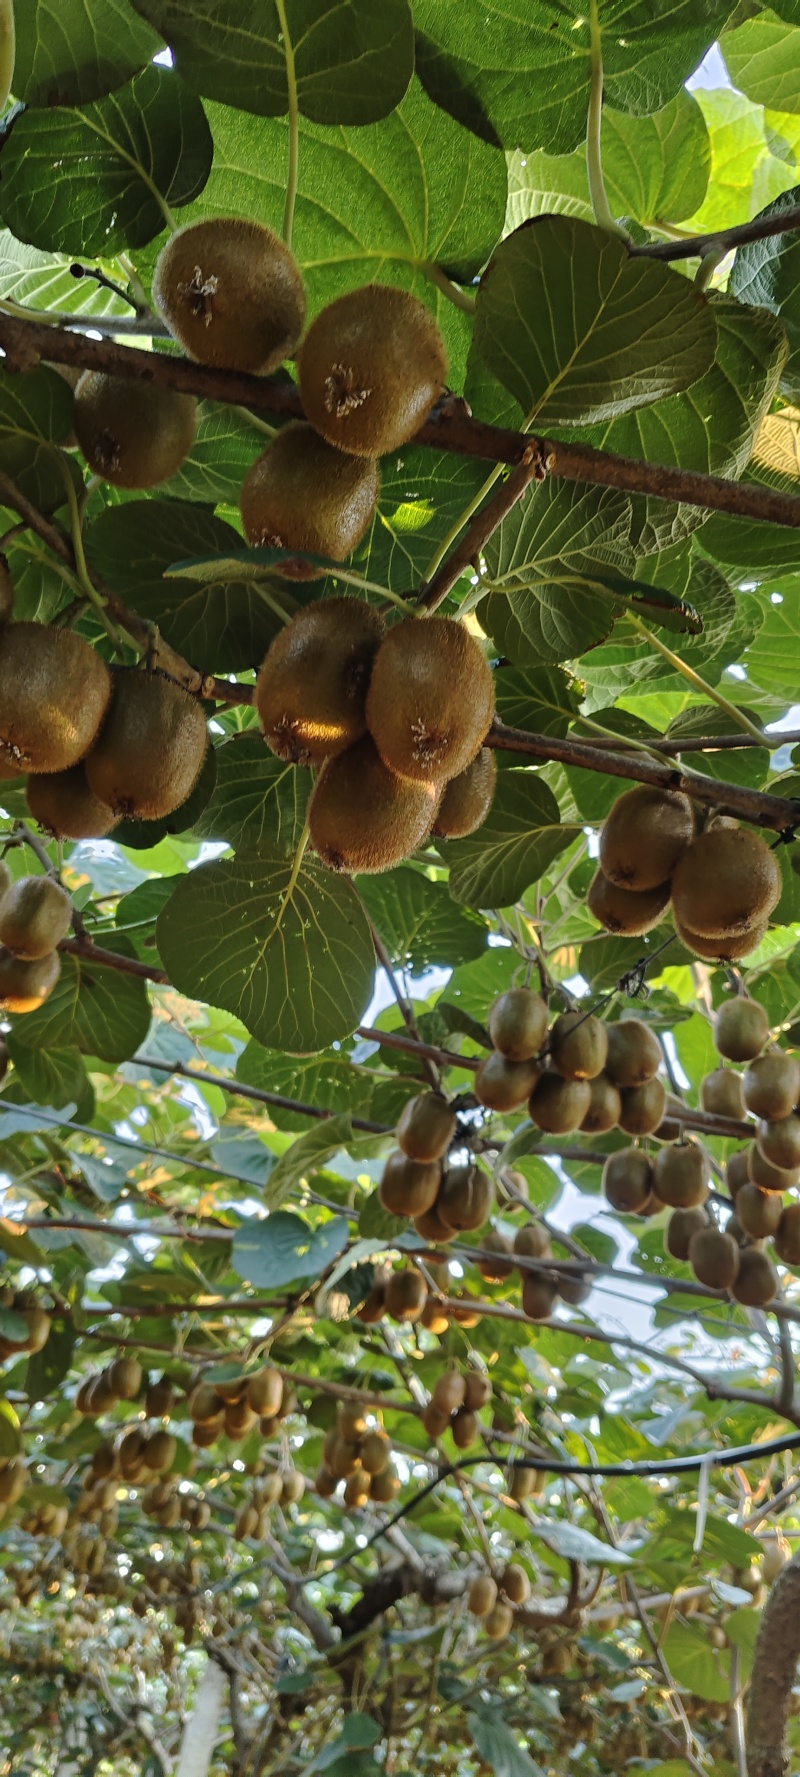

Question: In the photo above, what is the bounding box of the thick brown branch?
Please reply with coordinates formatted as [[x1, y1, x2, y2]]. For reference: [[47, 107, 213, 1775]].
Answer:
[[631, 203, 800, 264], [746, 1550, 800, 1777]]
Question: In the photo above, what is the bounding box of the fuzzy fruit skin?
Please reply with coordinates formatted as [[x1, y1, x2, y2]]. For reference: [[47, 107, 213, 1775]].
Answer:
[[521, 1275, 558, 1321], [549, 1011, 607, 1081], [396, 1092, 456, 1163], [474, 1050, 541, 1111], [757, 1115, 800, 1172], [432, 1371, 466, 1414], [488, 987, 548, 1061], [676, 917, 768, 962], [599, 785, 694, 890], [653, 1144, 709, 1209], [671, 827, 781, 938], [378, 1150, 442, 1218], [153, 217, 306, 373], [587, 869, 670, 935], [384, 1270, 427, 1322], [603, 1149, 654, 1214], [529, 1072, 591, 1134], [774, 1202, 800, 1265], [0, 876, 72, 960], [85, 670, 208, 821], [715, 997, 770, 1062], [727, 1149, 751, 1196], [437, 1164, 494, 1232], [366, 617, 495, 785], [0, 624, 112, 775], [604, 1018, 662, 1087], [743, 1052, 800, 1121], [748, 1144, 799, 1192], [256, 596, 384, 766], [617, 1076, 667, 1136], [688, 1228, 740, 1289], [0, 947, 60, 1013], [414, 1203, 459, 1244], [514, 1224, 552, 1260], [241, 425, 380, 574], [501, 1564, 531, 1605], [73, 373, 197, 488], [731, 1247, 778, 1307], [298, 284, 447, 456], [309, 734, 440, 873], [477, 1229, 515, 1280], [579, 1073, 621, 1134], [701, 1067, 746, 1120], [468, 1574, 498, 1617], [431, 746, 496, 838], [665, 1206, 709, 1261], [736, 1182, 784, 1240], [26, 765, 119, 840]]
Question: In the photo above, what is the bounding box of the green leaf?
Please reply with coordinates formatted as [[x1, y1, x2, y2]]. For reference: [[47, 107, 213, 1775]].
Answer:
[[237, 1042, 410, 1135], [264, 1115, 355, 1207], [0, 1399, 21, 1457], [508, 91, 711, 231], [129, 0, 414, 124], [0, 228, 134, 323], [532, 1519, 632, 1566], [4, 1041, 90, 1112], [494, 666, 581, 737], [13, 0, 163, 106], [358, 1192, 408, 1241], [689, 86, 798, 234], [357, 870, 486, 972], [0, 363, 78, 516], [194, 736, 309, 858], [731, 185, 800, 401], [660, 1620, 730, 1703], [232, 1210, 349, 1288], [0, 65, 213, 256], [741, 584, 800, 701], [482, 480, 633, 666], [467, 1709, 542, 1777], [7, 945, 151, 1064], [723, 11, 800, 115], [156, 846, 375, 1054], [26, 1320, 76, 1403], [440, 772, 576, 909]]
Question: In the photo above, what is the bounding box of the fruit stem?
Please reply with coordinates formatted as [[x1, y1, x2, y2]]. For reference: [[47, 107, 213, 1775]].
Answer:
[[586, 0, 632, 245], [276, 0, 301, 252], [424, 264, 477, 314], [628, 615, 767, 746]]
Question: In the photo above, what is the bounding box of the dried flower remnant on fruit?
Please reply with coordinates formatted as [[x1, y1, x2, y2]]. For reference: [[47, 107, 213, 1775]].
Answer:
[[326, 363, 372, 417], [181, 264, 219, 324]]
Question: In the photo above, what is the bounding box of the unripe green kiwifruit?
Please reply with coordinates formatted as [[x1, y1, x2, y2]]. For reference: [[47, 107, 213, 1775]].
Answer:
[[774, 1202, 800, 1265], [501, 1563, 531, 1605], [602, 1148, 654, 1214], [384, 1269, 427, 1322], [73, 373, 197, 488], [727, 1148, 752, 1197], [736, 1182, 784, 1240], [468, 1574, 498, 1617], [549, 1010, 607, 1081], [748, 1144, 799, 1192], [701, 1068, 746, 1120], [0, 947, 60, 1013], [431, 747, 496, 838], [676, 917, 768, 962], [715, 997, 770, 1063], [396, 1091, 456, 1163], [731, 1246, 778, 1306], [744, 1052, 800, 1120], [599, 785, 694, 890], [359, 1430, 391, 1476], [488, 987, 549, 1061], [153, 217, 306, 373], [0, 875, 72, 960], [513, 1223, 552, 1260], [671, 826, 781, 938], [241, 425, 380, 574], [437, 1164, 494, 1232], [414, 1202, 459, 1244], [257, 596, 384, 766], [26, 764, 119, 840], [587, 869, 670, 936], [366, 617, 495, 786], [604, 1018, 663, 1088], [617, 1076, 667, 1136], [529, 1071, 591, 1133], [522, 1274, 558, 1320], [298, 284, 447, 457], [653, 1143, 709, 1209], [370, 1464, 400, 1502], [666, 1205, 710, 1261], [84, 669, 208, 821], [108, 1357, 142, 1400], [474, 1050, 541, 1112], [688, 1227, 740, 1289], [433, 1370, 466, 1414], [464, 1372, 492, 1411], [477, 1228, 515, 1281], [757, 1115, 800, 1172], [309, 734, 440, 873], [579, 1072, 622, 1134], [379, 1150, 442, 1218], [0, 623, 112, 775]]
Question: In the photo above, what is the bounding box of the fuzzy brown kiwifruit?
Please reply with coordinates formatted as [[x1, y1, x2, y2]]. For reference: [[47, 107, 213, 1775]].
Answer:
[[774, 1202, 800, 1265], [736, 1182, 784, 1241], [370, 1464, 400, 1502], [599, 786, 695, 890], [421, 1400, 451, 1439], [309, 734, 440, 873], [241, 426, 380, 574], [653, 1143, 709, 1209], [366, 616, 494, 786], [688, 1227, 740, 1290], [360, 1430, 391, 1476], [384, 1269, 427, 1322], [246, 1367, 283, 1417], [744, 1051, 800, 1120], [675, 917, 768, 962], [485, 1600, 515, 1640], [474, 1050, 541, 1112], [671, 827, 781, 938], [558, 1272, 592, 1306], [529, 1071, 591, 1134], [488, 987, 549, 1061], [282, 1471, 306, 1506], [549, 1010, 607, 1081], [108, 1357, 142, 1401], [431, 747, 496, 838], [715, 997, 770, 1063], [468, 1574, 498, 1617], [432, 1371, 466, 1415], [153, 218, 306, 374], [521, 1275, 558, 1321], [756, 1115, 800, 1172], [727, 1148, 752, 1197], [145, 1378, 174, 1418], [225, 1399, 257, 1439], [509, 1467, 542, 1503], [501, 1563, 531, 1605], [142, 1430, 177, 1472], [85, 670, 208, 821], [665, 1205, 710, 1261], [326, 1435, 360, 1480], [0, 876, 72, 961], [748, 1144, 799, 1192], [513, 1223, 552, 1260], [256, 597, 384, 766], [603, 1018, 663, 1088], [701, 1068, 746, 1121], [397, 1091, 456, 1164], [451, 1406, 479, 1449], [579, 1073, 622, 1134], [26, 764, 119, 841], [73, 373, 197, 488], [617, 1076, 667, 1136], [414, 1203, 459, 1244], [356, 1279, 387, 1324], [437, 1164, 494, 1232], [0, 947, 60, 1013], [0, 624, 112, 775], [731, 1247, 778, 1307], [451, 1293, 482, 1327], [421, 1295, 450, 1333], [477, 1228, 515, 1281], [602, 1148, 654, 1214], [587, 869, 671, 936], [298, 284, 447, 457], [464, 1372, 492, 1411], [378, 1150, 442, 1218], [189, 1383, 224, 1423]]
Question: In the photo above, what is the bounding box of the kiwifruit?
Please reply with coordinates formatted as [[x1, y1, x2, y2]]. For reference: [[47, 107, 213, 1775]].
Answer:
[[235, 1502, 259, 1540], [549, 1011, 607, 1081], [192, 1418, 222, 1447], [477, 1228, 515, 1281], [153, 217, 306, 373], [464, 1372, 492, 1412], [309, 734, 440, 873], [654, 1115, 682, 1141], [653, 1143, 709, 1209], [509, 1467, 542, 1503], [604, 1018, 663, 1089], [666, 1206, 709, 1261], [489, 987, 549, 1061], [521, 1275, 558, 1321], [370, 1465, 400, 1502], [189, 1384, 223, 1423], [474, 1050, 541, 1112], [73, 374, 197, 488], [356, 1279, 387, 1323], [757, 1115, 800, 1172], [298, 284, 447, 457], [326, 1435, 360, 1480], [431, 747, 496, 838], [256, 597, 384, 767], [513, 1223, 552, 1260], [108, 1357, 142, 1400], [366, 617, 495, 786], [281, 1471, 306, 1506], [422, 1400, 451, 1438], [359, 1431, 391, 1476], [701, 1068, 746, 1120], [397, 1091, 456, 1163], [688, 1227, 740, 1289], [421, 1296, 450, 1333], [603, 1149, 654, 1214], [0, 876, 72, 960], [142, 1431, 176, 1472], [671, 827, 781, 938], [0, 1459, 27, 1504], [501, 1563, 531, 1605], [744, 1053, 800, 1120], [727, 1149, 752, 1197], [731, 1247, 778, 1306], [451, 1406, 478, 1449], [774, 1202, 800, 1265], [558, 1272, 592, 1306], [433, 1371, 466, 1415], [414, 1203, 459, 1244], [749, 1144, 799, 1192], [26, 765, 119, 841], [437, 1164, 494, 1232], [485, 1600, 515, 1639], [337, 1402, 367, 1440], [579, 1073, 622, 1134], [676, 917, 768, 962], [0, 947, 60, 1012], [241, 425, 380, 574], [587, 869, 670, 936], [315, 1464, 338, 1498], [0, 624, 112, 775], [85, 669, 207, 821], [0, 557, 14, 625], [204, 1373, 246, 1404], [247, 1367, 284, 1417], [226, 1399, 258, 1438], [726, 1213, 747, 1246], [736, 1183, 784, 1240], [599, 786, 695, 890], [715, 997, 770, 1063], [384, 1269, 427, 1322], [468, 1574, 498, 1617], [145, 1378, 174, 1418], [379, 1150, 442, 1218], [617, 1076, 667, 1136], [529, 1071, 591, 1133]]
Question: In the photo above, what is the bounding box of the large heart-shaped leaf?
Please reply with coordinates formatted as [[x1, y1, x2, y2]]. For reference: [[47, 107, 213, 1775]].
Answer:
[[482, 480, 633, 666], [358, 869, 487, 972], [232, 1210, 350, 1287], [507, 90, 711, 231], [731, 185, 800, 400], [722, 12, 800, 115], [194, 736, 309, 857], [440, 773, 577, 909], [14, 0, 163, 107], [6, 944, 151, 1064]]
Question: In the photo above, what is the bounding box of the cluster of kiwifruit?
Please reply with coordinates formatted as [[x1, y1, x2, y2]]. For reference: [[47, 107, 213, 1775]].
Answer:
[[187, 1363, 293, 1447], [18, 1498, 69, 1539], [141, 1481, 211, 1534], [315, 1399, 399, 1506], [356, 1259, 483, 1332], [0, 859, 72, 1016], [75, 1354, 143, 1415], [0, 1284, 53, 1357], [589, 786, 781, 961], [378, 1089, 495, 1239], [420, 1366, 492, 1450], [467, 1562, 532, 1640], [477, 991, 670, 1140], [235, 1468, 305, 1538]]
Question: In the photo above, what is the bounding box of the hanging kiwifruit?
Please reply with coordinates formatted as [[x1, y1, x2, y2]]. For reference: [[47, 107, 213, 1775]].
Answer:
[[464, 1372, 492, 1411], [360, 1430, 391, 1476], [246, 1367, 284, 1417], [599, 786, 695, 890], [0, 624, 112, 775], [731, 1247, 778, 1307], [715, 997, 770, 1063], [501, 1563, 531, 1606], [549, 1011, 607, 1081], [468, 1574, 498, 1617], [309, 734, 440, 873], [604, 1018, 663, 1088], [675, 917, 768, 962], [0, 948, 60, 1013], [422, 1399, 451, 1439], [85, 669, 208, 821], [653, 1143, 709, 1209], [514, 1223, 553, 1261], [727, 1149, 751, 1197], [378, 1150, 442, 1219], [579, 1073, 622, 1134], [474, 1051, 541, 1112], [736, 1183, 784, 1241], [108, 1357, 142, 1400], [437, 1164, 494, 1232], [744, 1052, 800, 1121], [701, 1068, 746, 1121], [451, 1406, 478, 1449], [384, 1269, 427, 1322], [298, 284, 448, 457], [558, 1272, 591, 1307], [671, 827, 781, 938], [241, 425, 380, 573], [602, 1149, 654, 1214], [529, 1071, 591, 1134], [749, 1144, 799, 1192], [431, 747, 496, 839], [617, 1076, 667, 1136], [145, 1377, 175, 1418], [414, 1202, 459, 1244], [26, 764, 119, 841], [366, 617, 495, 786], [521, 1275, 559, 1321], [0, 876, 72, 961], [587, 870, 670, 936], [665, 1205, 710, 1261], [153, 217, 306, 374], [774, 1202, 800, 1265], [432, 1371, 466, 1415], [484, 1600, 515, 1640], [477, 1229, 515, 1281], [488, 987, 549, 1061], [73, 373, 197, 488], [688, 1227, 740, 1290], [256, 596, 384, 766], [756, 1115, 800, 1172], [370, 1465, 400, 1503], [396, 1092, 456, 1163]]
